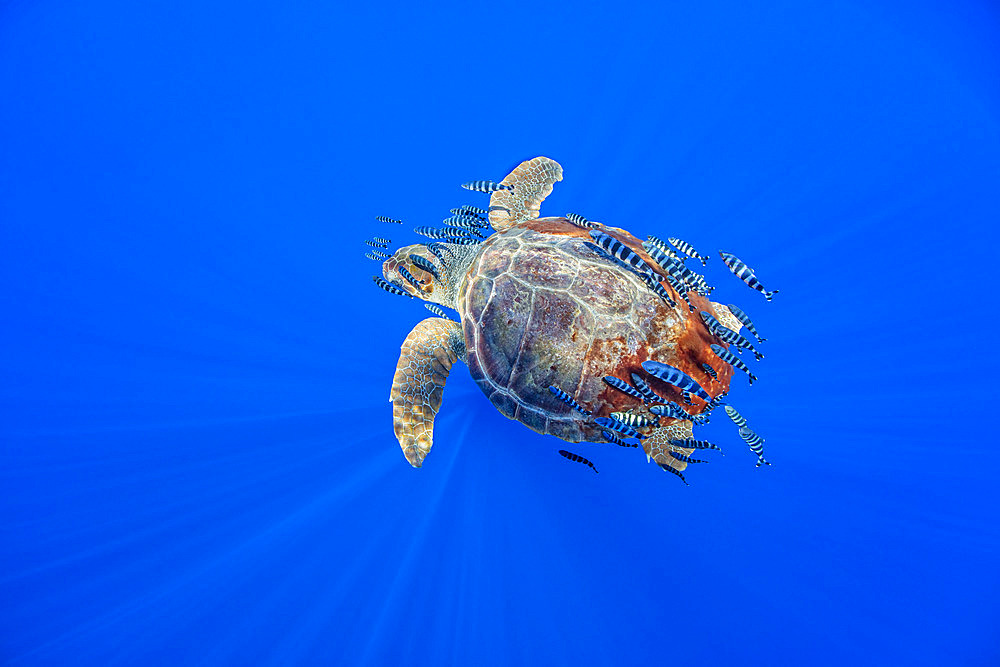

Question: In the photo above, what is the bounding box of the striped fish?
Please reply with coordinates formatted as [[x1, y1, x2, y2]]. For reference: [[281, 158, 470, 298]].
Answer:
[[645, 235, 684, 261], [705, 394, 727, 412], [603, 376, 645, 401], [461, 225, 488, 238], [727, 303, 766, 342], [375, 216, 402, 224], [449, 209, 485, 221], [365, 239, 390, 249], [700, 311, 764, 360], [602, 429, 639, 448], [738, 426, 771, 467], [443, 214, 488, 229], [701, 363, 718, 380], [685, 271, 713, 296], [724, 405, 747, 428], [719, 252, 778, 301], [442, 236, 482, 245], [646, 252, 695, 294], [584, 242, 651, 284], [414, 226, 455, 240], [658, 462, 689, 485], [641, 241, 684, 273], [668, 255, 709, 292], [548, 385, 591, 416], [559, 449, 599, 473], [442, 213, 483, 226], [678, 266, 708, 293], [567, 212, 599, 228], [461, 217, 492, 232], [589, 231, 661, 279], [649, 403, 694, 421], [455, 205, 488, 217], [642, 248, 682, 298], [610, 412, 658, 429], [699, 310, 722, 332], [644, 278, 678, 307], [668, 438, 724, 453], [670, 451, 708, 464], [365, 251, 388, 261], [461, 180, 512, 193], [640, 361, 712, 402], [732, 338, 763, 361], [664, 274, 695, 312], [584, 241, 652, 283], [441, 224, 484, 239], [630, 373, 665, 404], [650, 403, 709, 426], [710, 344, 758, 384], [424, 303, 452, 319], [668, 237, 709, 265], [594, 416, 645, 440], [409, 255, 441, 280], [673, 264, 706, 294], [424, 242, 454, 264], [372, 276, 411, 298], [488, 205, 510, 213], [398, 266, 425, 291]]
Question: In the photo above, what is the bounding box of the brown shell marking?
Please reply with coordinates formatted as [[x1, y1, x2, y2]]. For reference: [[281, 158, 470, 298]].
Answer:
[[460, 217, 735, 448]]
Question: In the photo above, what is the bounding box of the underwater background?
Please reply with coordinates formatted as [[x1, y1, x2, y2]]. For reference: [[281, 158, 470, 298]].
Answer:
[[2, 1, 999, 665]]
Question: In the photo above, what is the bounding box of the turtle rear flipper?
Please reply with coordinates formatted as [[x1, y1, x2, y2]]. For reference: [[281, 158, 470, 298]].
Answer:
[[641, 420, 698, 483], [488, 156, 563, 232], [390, 318, 466, 467]]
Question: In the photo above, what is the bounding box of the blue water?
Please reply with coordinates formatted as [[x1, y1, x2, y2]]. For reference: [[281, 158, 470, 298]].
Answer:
[[2, 1, 999, 665]]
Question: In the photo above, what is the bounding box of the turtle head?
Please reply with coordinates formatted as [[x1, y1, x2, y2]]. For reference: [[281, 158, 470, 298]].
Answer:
[[382, 244, 453, 307]]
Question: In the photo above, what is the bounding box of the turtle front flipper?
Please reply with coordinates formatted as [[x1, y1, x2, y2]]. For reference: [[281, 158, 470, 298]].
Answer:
[[390, 317, 467, 467], [488, 156, 563, 232]]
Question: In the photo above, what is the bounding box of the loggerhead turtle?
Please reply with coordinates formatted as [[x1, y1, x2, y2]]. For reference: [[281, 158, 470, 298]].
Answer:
[[379, 157, 749, 481]]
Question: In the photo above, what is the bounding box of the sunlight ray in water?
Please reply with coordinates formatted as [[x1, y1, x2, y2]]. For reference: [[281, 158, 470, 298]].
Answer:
[[354, 411, 472, 665], [7, 427, 398, 664]]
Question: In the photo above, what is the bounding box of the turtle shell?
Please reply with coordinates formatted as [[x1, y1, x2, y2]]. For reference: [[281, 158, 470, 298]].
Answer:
[[458, 217, 733, 443]]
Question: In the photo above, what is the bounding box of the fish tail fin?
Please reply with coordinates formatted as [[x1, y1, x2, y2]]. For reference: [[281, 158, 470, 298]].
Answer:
[[749, 373, 757, 385], [766, 290, 778, 301]]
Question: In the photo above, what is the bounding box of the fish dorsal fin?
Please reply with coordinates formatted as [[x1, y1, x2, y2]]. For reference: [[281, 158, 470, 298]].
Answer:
[[488, 156, 563, 232]]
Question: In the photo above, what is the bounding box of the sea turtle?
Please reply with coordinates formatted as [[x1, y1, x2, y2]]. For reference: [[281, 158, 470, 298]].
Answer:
[[379, 157, 747, 479]]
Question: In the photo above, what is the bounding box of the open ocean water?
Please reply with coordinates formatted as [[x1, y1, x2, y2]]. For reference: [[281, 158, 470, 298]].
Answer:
[[2, 1, 999, 665]]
